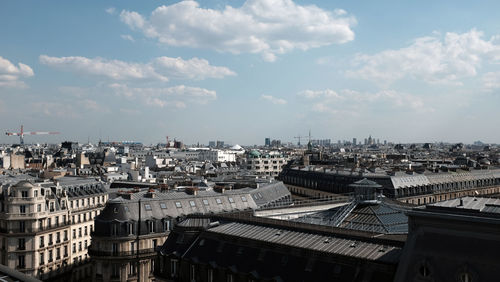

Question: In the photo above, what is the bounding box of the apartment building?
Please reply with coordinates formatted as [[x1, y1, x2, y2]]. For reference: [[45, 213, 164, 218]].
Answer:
[[0, 176, 109, 281], [243, 150, 290, 177]]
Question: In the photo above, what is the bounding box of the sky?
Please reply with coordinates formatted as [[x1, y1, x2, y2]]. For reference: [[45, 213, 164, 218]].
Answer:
[[1, 0, 500, 145]]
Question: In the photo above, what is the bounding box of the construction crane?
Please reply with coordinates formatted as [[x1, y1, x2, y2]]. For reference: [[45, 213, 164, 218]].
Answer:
[[5, 125, 60, 145], [294, 135, 305, 146]]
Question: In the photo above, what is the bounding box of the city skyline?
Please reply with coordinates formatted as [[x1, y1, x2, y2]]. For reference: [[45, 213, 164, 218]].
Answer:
[[2, 0, 500, 145]]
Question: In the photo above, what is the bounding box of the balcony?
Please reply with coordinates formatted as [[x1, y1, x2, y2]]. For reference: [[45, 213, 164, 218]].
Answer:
[[88, 247, 157, 258]]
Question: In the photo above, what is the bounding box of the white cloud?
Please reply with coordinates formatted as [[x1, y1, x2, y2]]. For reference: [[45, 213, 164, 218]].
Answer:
[[300, 88, 429, 115], [261, 94, 287, 105], [0, 56, 34, 88], [31, 102, 79, 118], [348, 29, 500, 86], [483, 72, 500, 90], [153, 56, 236, 80], [109, 83, 216, 109], [105, 7, 116, 15], [120, 34, 135, 42], [120, 0, 356, 61], [40, 55, 235, 81], [79, 99, 110, 113]]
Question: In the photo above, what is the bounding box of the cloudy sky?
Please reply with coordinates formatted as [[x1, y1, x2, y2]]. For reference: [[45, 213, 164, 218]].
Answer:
[[1, 0, 500, 145]]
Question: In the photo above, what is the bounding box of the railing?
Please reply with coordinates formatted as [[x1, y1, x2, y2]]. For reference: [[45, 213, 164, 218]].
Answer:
[[0, 222, 71, 234], [330, 199, 358, 227], [88, 247, 157, 257]]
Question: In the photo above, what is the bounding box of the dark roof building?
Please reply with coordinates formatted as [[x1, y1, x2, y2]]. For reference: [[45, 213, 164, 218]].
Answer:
[[156, 214, 403, 282], [395, 196, 500, 282], [89, 182, 292, 282]]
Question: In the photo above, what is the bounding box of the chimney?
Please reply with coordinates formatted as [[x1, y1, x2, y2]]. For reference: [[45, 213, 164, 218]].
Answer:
[[186, 187, 199, 196], [214, 186, 225, 193]]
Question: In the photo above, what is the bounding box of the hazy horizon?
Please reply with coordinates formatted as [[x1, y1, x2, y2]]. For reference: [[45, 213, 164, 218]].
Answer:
[[2, 0, 500, 145]]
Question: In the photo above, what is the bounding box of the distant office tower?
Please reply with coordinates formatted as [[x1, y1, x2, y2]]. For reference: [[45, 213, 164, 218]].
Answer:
[[353, 138, 357, 146], [265, 138, 271, 147], [216, 141, 224, 148], [208, 141, 216, 147], [271, 139, 281, 147]]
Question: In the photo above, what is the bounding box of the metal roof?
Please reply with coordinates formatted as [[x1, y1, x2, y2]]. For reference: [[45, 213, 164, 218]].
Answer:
[[206, 221, 402, 262]]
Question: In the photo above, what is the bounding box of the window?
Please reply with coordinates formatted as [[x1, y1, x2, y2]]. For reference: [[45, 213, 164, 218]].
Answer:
[[34, 190, 38, 197], [18, 238, 25, 250], [216, 198, 222, 205], [112, 264, 120, 278], [56, 232, 60, 243], [72, 243, 76, 253], [128, 223, 134, 235], [190, 265, 196, 281], [39, 252, 44, 265], [56, 247, 60, 259], [79, 227, 82, 237], [148, 221, 155, 233], [203, 199, 209, 206], [145, 204, 152, 211], [189, 200, 196, 207], [175, 202, 182, 208], [73, 229, 76, 239], [84, 226, 88, 236], [19, 205, 26, 214], [228, 197, 235, 203], [64, 246, 68, 257], [130, 242, 135, 253], [48, 250, 53, 262], [208, 268, 214, 282], [37, 204, 41, 212], [18, 255, 25, 269], [129, 263, 136, 276], [21, 191, 28, 198], [48, 234, 53, 245], [112, 243, 118, 255], [164, 220, 171, 231], [40, 236, 44, 248], [241, 196, 247, 202], [160, 203, 167, 209], [170, 259, 178, 277], [111, 224, 118, 236], [19, 221, 25, 233]]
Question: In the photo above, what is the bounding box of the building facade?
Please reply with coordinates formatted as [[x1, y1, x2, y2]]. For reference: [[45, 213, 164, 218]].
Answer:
[[280, 166, 500, 204], [243, 151, 290, 177], [0, 176, 109, 281], [89, 182, 292, 282]]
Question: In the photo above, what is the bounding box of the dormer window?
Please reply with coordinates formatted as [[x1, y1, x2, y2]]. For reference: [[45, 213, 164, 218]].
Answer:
[[148, 221, 155, 233]]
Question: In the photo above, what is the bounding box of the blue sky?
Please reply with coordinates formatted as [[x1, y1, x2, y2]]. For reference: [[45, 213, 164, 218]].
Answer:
[[1, 0, 500, 145]]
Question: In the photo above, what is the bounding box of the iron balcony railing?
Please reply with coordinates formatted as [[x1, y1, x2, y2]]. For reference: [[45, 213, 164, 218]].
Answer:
[[88, 247, 158, 257]]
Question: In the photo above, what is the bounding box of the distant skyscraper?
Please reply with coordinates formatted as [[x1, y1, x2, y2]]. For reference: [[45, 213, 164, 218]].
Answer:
[[265, 138, 271, 147], [208, 141, 216, 147], [216, 140, 224, 148], [353, 138, 357, 146]]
